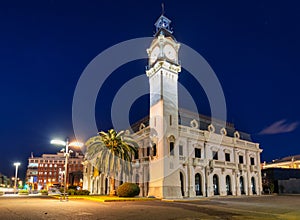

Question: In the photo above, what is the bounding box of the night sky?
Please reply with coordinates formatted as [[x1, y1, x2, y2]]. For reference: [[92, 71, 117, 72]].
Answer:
[[1, 0, 300, 179]]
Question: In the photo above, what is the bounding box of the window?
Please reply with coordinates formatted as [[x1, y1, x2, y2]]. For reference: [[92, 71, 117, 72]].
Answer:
[[147, 147, 151, 156], [239, 155, 244, 164], [250, 157, 255, 165], [170, 142, 174, 156], [225, 153, 230, 162], [212, 151, 218, 160], [170, 115, 172, 126], [134, 150, 139, 159], [179, 145, 183, 156], [195, 148, 201, 158], [153, 144, 157, 156]]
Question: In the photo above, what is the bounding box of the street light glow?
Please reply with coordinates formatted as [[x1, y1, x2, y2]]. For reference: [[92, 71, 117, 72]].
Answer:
[[50, 137, 83, 201], [13, 162, 21, 193], [50, 139, 66, 146], [69, 141, 84, 147]]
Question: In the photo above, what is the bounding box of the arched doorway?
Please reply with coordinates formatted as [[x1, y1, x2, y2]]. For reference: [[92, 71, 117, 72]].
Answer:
[[195, 173, 202, 196], [240, 176, 245, 195], [180, 172, 184, 197], [104, 178, 108, 195], [226, 175, 232, 195], [213, 174, 219, 195], [251, 177, 256, 194]]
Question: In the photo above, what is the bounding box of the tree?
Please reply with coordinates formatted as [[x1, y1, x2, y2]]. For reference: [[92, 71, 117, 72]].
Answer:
[[85, 129, 138, 195]]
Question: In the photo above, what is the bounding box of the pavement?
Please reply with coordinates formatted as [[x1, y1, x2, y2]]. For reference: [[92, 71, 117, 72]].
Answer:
[[0, 195, 299, 219]]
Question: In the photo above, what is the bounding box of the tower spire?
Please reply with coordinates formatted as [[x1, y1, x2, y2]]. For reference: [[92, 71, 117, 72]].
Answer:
[[161, 3, 165, 15]]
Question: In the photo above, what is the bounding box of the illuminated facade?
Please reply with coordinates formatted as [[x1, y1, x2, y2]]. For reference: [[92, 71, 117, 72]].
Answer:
[[262, 155, 300, 169], [26, 151, 84, 190], [83, 13, 263, 198]]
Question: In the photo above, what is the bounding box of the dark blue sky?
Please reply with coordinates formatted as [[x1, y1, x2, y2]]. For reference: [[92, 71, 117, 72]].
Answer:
[[1, 0, 300, 179]]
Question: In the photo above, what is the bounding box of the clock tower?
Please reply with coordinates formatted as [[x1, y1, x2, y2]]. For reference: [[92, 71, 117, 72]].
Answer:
[[146, 13, 182, 198]]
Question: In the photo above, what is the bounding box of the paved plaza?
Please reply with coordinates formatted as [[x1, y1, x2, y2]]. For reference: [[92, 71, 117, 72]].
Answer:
[[0, 195, 299, 219]]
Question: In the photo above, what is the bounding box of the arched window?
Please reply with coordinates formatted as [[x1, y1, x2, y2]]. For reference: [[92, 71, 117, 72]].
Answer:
[[251, 177, 256, 194], [170, 142, 174, 156], [180, 172, 184, 197], [195, 173, 202, 196], [213, 174, 219, 195], [240, 176, 245, 195], [226, 175, 232, 195]]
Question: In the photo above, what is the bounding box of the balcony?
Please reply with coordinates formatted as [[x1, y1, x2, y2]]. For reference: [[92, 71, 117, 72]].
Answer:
[[250, 165, 259, 172], [192, 158, 205, 167]]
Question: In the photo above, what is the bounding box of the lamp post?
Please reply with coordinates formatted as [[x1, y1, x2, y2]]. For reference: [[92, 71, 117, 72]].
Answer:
[[13, 162, 21, 193], [51, 138, 83, 201]]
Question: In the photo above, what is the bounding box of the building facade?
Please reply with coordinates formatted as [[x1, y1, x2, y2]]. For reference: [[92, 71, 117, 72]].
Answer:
[[83, 13, 263, 198], [26, 151, 84, 190], [262, 155, 300, 169]]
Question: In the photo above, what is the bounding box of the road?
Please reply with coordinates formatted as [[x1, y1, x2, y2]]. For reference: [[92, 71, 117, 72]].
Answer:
[[0, 195, 299, 220]]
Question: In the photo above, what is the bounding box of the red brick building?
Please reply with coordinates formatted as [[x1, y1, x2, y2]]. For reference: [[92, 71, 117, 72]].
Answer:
[[26, 151, 84, 190]]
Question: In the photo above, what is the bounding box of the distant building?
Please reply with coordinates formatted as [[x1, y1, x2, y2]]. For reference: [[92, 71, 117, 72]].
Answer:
[[26, 151, 84, 190], [262, 155, 300, 194], [262, 155, 300, 169], [0, 173, 10, 187], [83, 12, 263, 198]]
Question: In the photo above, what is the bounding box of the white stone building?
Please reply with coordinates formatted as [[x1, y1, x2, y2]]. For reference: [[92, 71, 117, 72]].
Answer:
[[83, 13, 263, 198]]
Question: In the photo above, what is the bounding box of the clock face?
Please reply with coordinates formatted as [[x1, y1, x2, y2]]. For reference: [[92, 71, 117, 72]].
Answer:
[[163, 44, 176, 60], [150, 46, 159, 64]]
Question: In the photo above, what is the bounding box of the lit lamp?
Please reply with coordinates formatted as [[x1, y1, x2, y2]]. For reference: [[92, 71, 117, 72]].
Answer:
[[13, 162, 21, 193], [50, 138, 83, 201]]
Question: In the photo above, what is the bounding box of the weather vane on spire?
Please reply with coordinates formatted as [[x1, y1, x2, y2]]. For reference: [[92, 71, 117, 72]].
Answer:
[[162, 3, 165, 15]]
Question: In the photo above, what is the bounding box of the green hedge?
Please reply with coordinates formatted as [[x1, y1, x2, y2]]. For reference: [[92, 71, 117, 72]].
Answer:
[[67, 189, 90, 195], [117, 183, 140, 197], [18, 190, 29, 195]]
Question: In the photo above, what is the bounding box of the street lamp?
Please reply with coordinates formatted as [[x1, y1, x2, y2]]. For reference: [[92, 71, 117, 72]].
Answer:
[[13, 162, 21, 193], [50, 138, 83, 201]]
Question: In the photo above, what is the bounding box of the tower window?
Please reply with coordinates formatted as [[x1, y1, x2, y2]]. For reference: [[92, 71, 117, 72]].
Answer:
[[225, 153, 230, 162], [195, 148, 201, 158], [153, 144, 157, 156], [170, 142, 174, 156], [170, 115, 172, 126], [179, 145, 183, 156]]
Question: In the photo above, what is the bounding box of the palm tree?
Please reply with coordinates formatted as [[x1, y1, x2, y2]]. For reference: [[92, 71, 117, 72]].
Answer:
[[85, 129, 138, 195]]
